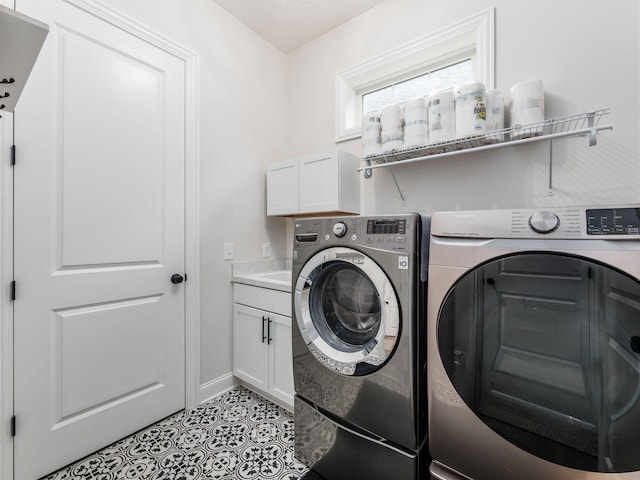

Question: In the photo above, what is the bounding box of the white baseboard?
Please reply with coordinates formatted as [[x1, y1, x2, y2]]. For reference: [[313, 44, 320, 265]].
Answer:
[[198, 375, 294, 413], [199, 373, 238, 404], [237, 383, 294, 413]]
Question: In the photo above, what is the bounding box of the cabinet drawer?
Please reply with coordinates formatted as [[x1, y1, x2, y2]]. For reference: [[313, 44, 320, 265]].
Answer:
[[233, 283, 291, 316]]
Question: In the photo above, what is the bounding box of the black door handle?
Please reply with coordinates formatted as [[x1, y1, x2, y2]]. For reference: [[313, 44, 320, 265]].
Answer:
[[171, 274, 184, 284], [262, 316, 267, 343], [267, 318, 273, 345]]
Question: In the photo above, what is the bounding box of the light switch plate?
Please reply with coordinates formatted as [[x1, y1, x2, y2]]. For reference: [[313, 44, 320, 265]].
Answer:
[[224, 243, 234, 260]]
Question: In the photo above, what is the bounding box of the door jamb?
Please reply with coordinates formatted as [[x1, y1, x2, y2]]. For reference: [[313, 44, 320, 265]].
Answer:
[[1, 110, 15, 480], [0, 2, 201, 478]]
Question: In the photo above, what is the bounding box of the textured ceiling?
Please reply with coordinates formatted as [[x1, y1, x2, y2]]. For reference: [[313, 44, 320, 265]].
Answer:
[[214, 0, 386, 53]]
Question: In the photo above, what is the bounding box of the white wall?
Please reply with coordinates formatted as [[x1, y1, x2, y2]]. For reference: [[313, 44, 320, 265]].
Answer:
[[99, 0, 289, 390], [287, 0, 640, 214], [7, 0, 637, 403]]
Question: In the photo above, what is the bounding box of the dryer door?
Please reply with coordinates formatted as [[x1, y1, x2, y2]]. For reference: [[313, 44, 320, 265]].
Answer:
[[294, 247, 400, 376], [437, 252, 640, 474]]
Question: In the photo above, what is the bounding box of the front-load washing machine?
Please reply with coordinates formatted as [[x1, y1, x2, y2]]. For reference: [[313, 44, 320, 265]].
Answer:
[[427, 205, 640, 480], [292, 214, 428, 480]]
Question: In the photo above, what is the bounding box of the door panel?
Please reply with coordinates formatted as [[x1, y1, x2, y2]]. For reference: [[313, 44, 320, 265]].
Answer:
[[13, 1, 186, 478], [58, 26, 165, 267], [55, 295, 163, 419]]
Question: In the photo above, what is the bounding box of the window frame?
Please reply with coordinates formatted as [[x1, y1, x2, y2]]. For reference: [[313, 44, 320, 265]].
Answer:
[[335, 8, 495, 142]]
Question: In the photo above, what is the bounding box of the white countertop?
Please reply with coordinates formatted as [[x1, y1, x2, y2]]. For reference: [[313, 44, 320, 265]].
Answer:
[[231, 260, 292, 293]]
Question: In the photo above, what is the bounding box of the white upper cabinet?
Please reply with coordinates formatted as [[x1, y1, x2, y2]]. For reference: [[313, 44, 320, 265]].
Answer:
[[267, 149, 360, 216], [0, 5, 48, 112]]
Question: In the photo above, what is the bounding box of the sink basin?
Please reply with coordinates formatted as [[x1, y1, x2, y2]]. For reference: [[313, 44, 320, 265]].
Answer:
[[249, 270, 291, 283], [234, 270, 292, 289], [232, 264, 292, 292]]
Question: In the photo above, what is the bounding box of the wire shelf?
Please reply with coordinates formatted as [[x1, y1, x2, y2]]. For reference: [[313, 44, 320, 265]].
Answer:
[[359, 109, 613, 172]]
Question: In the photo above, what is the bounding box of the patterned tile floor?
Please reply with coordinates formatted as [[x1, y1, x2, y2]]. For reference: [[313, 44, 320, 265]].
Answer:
[[44, 386, 310, 480]]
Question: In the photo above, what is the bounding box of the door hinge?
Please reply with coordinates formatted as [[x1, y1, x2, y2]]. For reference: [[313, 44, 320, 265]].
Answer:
[[10, 280, 15, 301], [10, 144, 15, 166], [10, 415, 15, 437]]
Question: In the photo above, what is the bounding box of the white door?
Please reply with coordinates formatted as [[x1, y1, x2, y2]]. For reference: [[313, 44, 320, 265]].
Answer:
[[13, 1, 186, 478]]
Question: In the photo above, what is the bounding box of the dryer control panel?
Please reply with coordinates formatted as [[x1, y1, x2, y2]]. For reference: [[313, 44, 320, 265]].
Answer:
[[431, 205, 640, 239], [586, 207, 640, 235]]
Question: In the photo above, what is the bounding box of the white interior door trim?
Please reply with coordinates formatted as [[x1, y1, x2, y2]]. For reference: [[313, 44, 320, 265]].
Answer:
[[0, 1, 200, 477], [0, 111, 15, 480]]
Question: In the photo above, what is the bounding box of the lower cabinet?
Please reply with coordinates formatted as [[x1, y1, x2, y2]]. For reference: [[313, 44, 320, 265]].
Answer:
[[232, 284, 294, 408]]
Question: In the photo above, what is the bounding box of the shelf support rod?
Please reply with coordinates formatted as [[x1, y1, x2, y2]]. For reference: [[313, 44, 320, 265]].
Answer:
[[388, 168, 406, 205], [587, 113, 597, 146]]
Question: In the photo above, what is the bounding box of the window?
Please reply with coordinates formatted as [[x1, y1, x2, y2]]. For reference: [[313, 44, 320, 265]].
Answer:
[[361, 59, 473, 114], [335, 8, 495, 141]]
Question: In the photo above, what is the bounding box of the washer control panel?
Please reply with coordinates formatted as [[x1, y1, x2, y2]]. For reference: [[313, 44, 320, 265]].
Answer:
[[293, 215, 417, 253]]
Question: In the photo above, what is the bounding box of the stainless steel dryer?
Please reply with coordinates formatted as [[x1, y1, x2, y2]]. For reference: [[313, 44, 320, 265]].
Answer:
[[428, 205, 640, 480], [292, 214, 428, 480]]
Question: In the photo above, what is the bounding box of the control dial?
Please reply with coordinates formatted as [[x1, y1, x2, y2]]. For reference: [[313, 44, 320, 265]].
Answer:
[[332, 222, 347, 237], [529, 210, 560, 234]]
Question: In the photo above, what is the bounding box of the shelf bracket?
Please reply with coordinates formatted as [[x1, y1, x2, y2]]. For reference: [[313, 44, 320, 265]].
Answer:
[[363, 159, 373, 179], [548, 139, 554, 196]]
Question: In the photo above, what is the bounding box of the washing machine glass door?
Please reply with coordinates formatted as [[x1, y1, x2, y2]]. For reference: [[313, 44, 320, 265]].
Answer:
[[437, 252, 640, 473], [295, 247, 400, 376]]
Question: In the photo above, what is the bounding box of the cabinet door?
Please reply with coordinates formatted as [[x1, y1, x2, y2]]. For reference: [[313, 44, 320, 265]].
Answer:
[[269, 313, 295, 407], [233, 304, 269, 391], [267, 159, 298, 216], [299, 152, 339, 213]]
